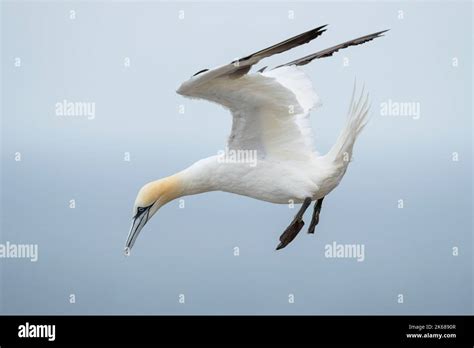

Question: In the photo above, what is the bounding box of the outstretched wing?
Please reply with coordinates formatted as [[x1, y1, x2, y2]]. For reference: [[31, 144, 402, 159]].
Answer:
[[176, 25, 327, 96], [176, 27, 388, 160], [181, 65, 320, 160]]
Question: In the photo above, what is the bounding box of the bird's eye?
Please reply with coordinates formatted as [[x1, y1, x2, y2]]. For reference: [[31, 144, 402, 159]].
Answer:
[[134, 206, 149, 219], [135, 207, 146, 216], [193, 69, 209, 77]]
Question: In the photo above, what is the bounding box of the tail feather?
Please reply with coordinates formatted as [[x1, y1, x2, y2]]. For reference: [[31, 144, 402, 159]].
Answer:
[[327, 82, 370, 164]]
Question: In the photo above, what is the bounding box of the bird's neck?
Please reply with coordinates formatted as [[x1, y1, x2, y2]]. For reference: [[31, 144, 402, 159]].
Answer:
[[172, 156, 220, 198]]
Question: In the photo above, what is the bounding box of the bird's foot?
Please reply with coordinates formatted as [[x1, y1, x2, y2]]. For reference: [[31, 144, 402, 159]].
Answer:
[[307, 197, 324, 234], [307, 214, 319, 234], [276, 218, 305, 250]]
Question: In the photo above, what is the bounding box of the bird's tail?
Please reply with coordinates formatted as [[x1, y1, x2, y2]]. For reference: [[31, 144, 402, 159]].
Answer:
[[326, 82, 370, 165]]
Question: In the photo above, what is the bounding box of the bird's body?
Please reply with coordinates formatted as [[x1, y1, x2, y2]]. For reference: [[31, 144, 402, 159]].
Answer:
[[179, 154, 343, 204], [176, 64, 367, 204], [124, 25, 387, 253]]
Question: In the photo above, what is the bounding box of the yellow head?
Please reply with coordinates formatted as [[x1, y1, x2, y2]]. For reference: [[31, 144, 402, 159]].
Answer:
[[124, 175, 183, 254]]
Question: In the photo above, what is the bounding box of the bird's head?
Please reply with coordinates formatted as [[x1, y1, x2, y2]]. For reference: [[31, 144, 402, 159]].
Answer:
[[124, 175, 183, 255]]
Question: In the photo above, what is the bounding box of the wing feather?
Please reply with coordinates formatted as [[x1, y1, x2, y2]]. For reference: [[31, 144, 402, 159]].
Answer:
[[275, 30, 389, 68], [188, 67, 319, 160], [176, 27, 388, 160], [176, 25, 327, 96]]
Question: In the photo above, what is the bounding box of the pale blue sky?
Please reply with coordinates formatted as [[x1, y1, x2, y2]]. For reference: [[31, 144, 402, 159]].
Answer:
[[1, 1, 472, 314]]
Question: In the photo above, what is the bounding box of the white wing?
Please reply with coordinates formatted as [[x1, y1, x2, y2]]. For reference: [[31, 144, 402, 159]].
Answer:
[[176, 28, 388, 160], [183, 66, 320, 160]]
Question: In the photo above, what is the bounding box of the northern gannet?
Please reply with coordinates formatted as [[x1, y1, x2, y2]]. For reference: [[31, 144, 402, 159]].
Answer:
[[125, 25, 388, 254]]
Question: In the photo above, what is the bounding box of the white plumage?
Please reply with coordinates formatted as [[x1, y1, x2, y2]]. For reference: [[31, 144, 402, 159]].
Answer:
[[124, 26, 387, 253], [176, 65, 369, 204]]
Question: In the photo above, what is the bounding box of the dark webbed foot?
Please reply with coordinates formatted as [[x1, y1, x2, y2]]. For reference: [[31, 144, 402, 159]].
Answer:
[[276, 197, 312, 250], [308, 197, 324, 234], [276, 219, 305, 250]]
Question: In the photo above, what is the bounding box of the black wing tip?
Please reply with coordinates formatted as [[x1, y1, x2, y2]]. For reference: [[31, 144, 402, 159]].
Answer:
[[311, 24, 329, 35], [373, 29, 390, 37], [273, 28, 389, 70], [305, 24, 328, 33], [357, 29, 390, 43], [296, 24, 328, 44], [237, 24, 329, 63]]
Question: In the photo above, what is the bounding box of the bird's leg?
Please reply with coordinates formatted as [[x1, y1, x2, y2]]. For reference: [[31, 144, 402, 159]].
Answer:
[[307, 197, 324, 234], [276, 197, 312, 250]]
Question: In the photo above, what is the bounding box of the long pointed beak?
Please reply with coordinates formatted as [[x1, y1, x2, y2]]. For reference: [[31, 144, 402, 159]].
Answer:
[[124, 211, 149, 256]]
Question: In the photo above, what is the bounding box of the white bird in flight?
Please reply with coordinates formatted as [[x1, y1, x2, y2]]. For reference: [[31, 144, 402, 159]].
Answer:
[[125, 25, 388, 254]]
